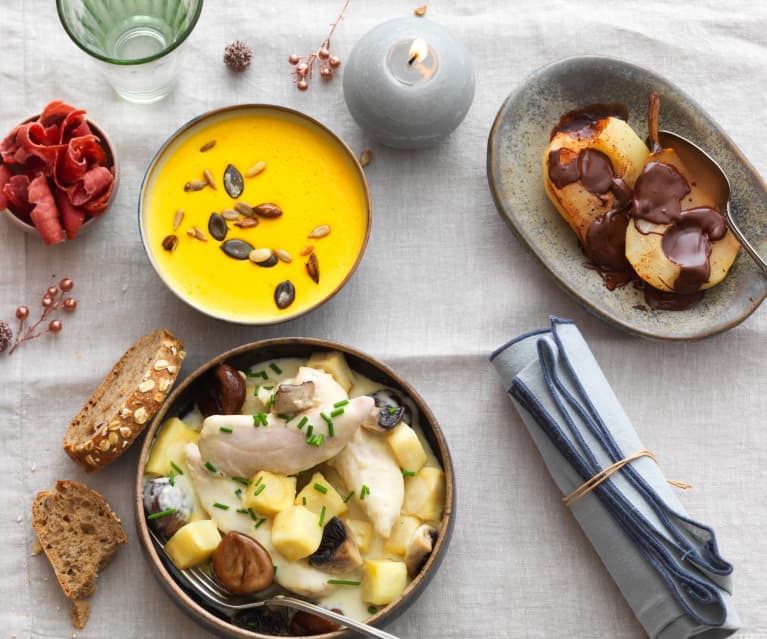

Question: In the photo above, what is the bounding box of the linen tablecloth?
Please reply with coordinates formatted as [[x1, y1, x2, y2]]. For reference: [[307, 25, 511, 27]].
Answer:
[[2, 1, 767, 637]]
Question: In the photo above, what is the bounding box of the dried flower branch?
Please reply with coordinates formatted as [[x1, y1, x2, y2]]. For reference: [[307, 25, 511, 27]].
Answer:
[[8, 278, 77, 355], [288, 0, 351, 90]]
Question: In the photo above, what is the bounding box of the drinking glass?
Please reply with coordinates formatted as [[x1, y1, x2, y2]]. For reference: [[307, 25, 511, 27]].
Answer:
[[57, 0, 203, 103]]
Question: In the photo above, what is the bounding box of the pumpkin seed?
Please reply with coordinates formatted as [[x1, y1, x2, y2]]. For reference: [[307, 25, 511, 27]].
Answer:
[[306, 252, 320, 283], [161, 234, 178, 253], [360, 149, 373, 167], [274, 280, 295, 309], [257, 253, 278, 268], [245, 161, 266, 178], [235, 201, 255, 217], [184, 180, 208, 192], [172, 209, 184, 231], [254, 203, 283, 219], [308, 224, 330, 239], [234, 218, 259, 228], [208, 213, 228, 241], [414, 5, 427, 16], [200, 139, 216, 152], [224, 164, 244, 198], [187, 226, 208, 241], [300, 245, 314, 256], [275, 249, 292, 263], [222, 208, 239, 221], [248, 248, 273, 264], [220, 238, 254, 260], [203, 169, 217, 190]]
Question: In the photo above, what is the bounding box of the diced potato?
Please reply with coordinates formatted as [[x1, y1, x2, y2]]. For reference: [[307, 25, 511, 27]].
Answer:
[[402, 467, 445, 522], [294, 472, 348, 520], [306, 351, 354, 392], [243, 471, 296, 516], [386, 423, 427, 473], [165, 519, 221, 569], [361, 559, 408, 605], [383, 515, 421, 556], [145, 417, 200, 476], [271, 505, 324, 561], [343, 518, 374, 554]]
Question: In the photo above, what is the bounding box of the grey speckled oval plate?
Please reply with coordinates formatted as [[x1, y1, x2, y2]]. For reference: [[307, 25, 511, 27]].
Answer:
[[487, 55, 767, 340]]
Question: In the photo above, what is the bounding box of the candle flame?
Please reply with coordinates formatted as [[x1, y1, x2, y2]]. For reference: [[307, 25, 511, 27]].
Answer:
[[408, 38, 429, 65]]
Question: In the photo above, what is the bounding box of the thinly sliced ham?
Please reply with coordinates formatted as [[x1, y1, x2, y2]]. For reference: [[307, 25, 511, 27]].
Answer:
[[28, 175, 64, 245], [13, 121, 64, 174], [57, 134, 106, 186], [70, 165, 113, 207], [3, 174, 32, 220], [55, 188, 86, 240]]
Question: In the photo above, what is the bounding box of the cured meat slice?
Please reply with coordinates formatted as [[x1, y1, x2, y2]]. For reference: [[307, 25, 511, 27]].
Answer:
[[39, 101, 78, 129], [13, 122, 65, 175], [57, 134, 106, 186], [28, 175, 64, 245], [3, 174, 32, 220], [60, 108, 90, 143], [70, 166, 114, 208], [0, 165, 11, 210], [55, 188, 86, 240]]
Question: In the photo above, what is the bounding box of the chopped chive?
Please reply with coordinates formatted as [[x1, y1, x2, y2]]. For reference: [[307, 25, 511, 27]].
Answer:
[[307, 433, 324, 447], [263, 385, 274, 391], [343, 490, 354, 503], [234, 488, 243, 499], [169, 469, 176, 487], [368, 605, 378, 615], [204, 461, 218, 474], [254, 483, 266, 496], [297, 416, 308, 430], [302, 496, 307, 505], [253, 384, 260, 396], [269, 362, 283, 374], [236, 508, 248, 514], [219, 426, 233, 433], [278, 413, 296, 422], [333, 399, 349, 408], [147, 508, 177, 520], [321, 412, 333, 426], [253, 474, 264, 488], [360, 484, 370, 500], [327, 579, 361, 586], [246, 371, 260, 378], [313, 483, 328, 494], [273, 566, 278, 576], [170, 461, 184, 476], [402, 469, 416, 476], [387, 406, 398, 414], [267, 393, 276, 409], [306, 424, 314, 439], [255, 517, 266, 529], [232, 476, 250, 486], [327, 421, 335, 437], [253, 412, 269, 427], [258, 370, 269, 380], [330, 407, 344, 418], [213, 502, 229, 510], [248, 508, 258, 521], [319, 505, 327, 527]]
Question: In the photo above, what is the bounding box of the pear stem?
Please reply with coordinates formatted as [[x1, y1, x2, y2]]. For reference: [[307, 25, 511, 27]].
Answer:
[[648, 92, 662, 154]]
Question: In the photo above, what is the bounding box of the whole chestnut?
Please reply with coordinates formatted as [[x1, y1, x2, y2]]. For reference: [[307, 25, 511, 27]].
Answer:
[[198, 364, 246, 417], [211, 531, 274, 595], [289, 609, 342, 635], [143, 477, 193, 538]]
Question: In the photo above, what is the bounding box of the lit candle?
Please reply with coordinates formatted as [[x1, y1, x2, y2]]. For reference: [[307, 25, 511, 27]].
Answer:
[[343, 17, 475, 149]]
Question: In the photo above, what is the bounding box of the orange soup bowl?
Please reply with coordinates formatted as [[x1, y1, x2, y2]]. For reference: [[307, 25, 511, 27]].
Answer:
[[138, 105, 371, 324]]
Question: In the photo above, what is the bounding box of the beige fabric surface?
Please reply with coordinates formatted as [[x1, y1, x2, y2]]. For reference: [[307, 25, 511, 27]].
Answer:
[[2, 1, 767, 637]]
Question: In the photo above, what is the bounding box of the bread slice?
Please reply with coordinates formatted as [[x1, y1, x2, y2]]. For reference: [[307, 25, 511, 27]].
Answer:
[[64, 329, 185, 472], [32, 480, 127, 627]]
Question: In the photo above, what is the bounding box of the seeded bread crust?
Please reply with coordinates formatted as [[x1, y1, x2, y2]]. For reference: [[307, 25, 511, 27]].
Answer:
[[32, 480, 127, 627], [64, 329, 185, 472]]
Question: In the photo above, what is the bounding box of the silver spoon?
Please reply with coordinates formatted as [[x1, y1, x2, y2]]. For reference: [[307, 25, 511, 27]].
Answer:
[[656, 129, 767, 278]]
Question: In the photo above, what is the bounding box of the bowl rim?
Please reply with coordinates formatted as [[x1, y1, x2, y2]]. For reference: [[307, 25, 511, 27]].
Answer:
[[137, 103, 373, 326], [2, 114, 118, 238], [56, 0, 204, 66], [134, 336, 454, 639]]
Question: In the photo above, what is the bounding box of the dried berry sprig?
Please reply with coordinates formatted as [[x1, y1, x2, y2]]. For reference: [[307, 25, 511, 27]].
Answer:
[[8, 278, 77, 355], [288, 0, 351, 91]]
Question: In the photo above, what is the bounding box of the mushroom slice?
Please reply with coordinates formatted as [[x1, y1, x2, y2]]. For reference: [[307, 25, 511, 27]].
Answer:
[[308, 517, 362, 574], [272, 381, 315, 414], [404, 524, 438, 577], [362, 389, 411, 433]]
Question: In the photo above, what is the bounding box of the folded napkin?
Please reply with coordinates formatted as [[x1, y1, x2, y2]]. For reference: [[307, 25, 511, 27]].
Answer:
[[490, 317, 739, 639]]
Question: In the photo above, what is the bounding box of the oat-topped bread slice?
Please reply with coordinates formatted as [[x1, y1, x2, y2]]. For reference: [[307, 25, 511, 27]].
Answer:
[[64, 328, 185, 472], [32, 480, 127, 627]]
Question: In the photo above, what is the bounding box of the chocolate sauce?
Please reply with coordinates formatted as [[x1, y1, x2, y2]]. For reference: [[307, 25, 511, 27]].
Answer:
[[632, 161, 690, 224], [585, 210, 632, 273], [550, 103, 629, 140], [548, 148, 579, 188], [644, 285, 704, 311]]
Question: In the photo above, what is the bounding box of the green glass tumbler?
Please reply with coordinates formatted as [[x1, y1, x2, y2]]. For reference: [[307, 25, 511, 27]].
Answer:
[[57, 0, 203, 103]]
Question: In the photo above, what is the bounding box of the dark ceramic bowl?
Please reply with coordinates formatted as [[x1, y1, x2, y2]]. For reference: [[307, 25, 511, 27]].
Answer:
[[135, 338, 454, 639]]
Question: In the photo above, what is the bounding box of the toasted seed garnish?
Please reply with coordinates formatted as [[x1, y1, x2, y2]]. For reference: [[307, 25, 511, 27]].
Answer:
[[234, 218, 259, 228], [235, 201, 255, 217], [306, 252, 320, 283], [161, 234, 178, 253], [224, 164, 244, 198], [173, 209, 184, 231], [184, 180, 208, 192], [245, 161, 267, 178], [254, 203, 283, 218], [203, 168, 217, 190], [300, 244, 314, 256], [308, 224, 330, 239], [187, 226, 208, 241], [274, 280, 296, 309], [208, 212, 228, 241], [248, 248, 273, 264], [360, 149, 373, 167], [256, 253, 278, 268], [414, 5, 427, 16], [200, 139, 216, 152], [221, 238, 255, 260], [275, 249, 292, 263], [222, 208, 239, 221]]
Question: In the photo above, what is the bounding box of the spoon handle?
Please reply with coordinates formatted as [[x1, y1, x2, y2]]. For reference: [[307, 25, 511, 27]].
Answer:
[[724, 206, 767, 278]]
